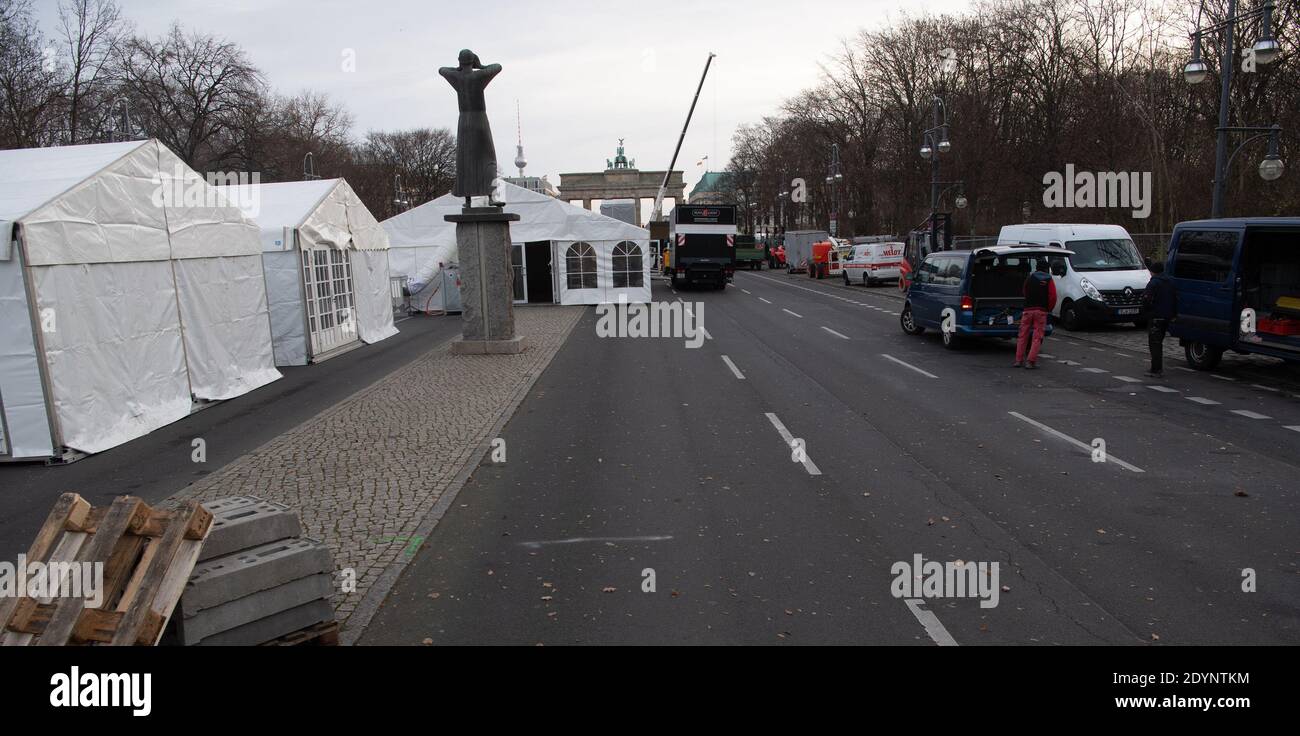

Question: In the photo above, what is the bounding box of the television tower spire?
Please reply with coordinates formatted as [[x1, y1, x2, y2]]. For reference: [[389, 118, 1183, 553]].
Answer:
[[514, 100, 527, 176]]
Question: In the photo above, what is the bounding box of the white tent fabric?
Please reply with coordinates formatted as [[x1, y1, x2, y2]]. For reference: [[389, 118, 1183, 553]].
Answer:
[[220, 179, 398, 365], [0, 139, 280, 459], [383, 181, 651, 307]]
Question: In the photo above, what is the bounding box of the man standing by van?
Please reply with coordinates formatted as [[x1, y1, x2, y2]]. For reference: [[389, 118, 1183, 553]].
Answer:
[[1142, 261, 1178, 378], [1015, 261, 1057, 369]]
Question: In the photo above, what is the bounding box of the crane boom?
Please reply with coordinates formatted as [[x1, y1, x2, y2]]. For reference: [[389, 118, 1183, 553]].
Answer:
[[651, 52, 715, 224]]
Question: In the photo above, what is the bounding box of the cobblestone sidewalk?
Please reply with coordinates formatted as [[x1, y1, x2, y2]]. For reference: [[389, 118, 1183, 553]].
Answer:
[[169, 306, 584, 632]]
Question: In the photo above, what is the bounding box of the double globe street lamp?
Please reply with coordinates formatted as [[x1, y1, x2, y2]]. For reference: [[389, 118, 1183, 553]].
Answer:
[[1183, 0, 1284, 216]]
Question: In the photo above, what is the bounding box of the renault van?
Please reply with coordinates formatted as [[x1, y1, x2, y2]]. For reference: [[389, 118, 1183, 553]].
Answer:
[[997, 224, 1151, 329]]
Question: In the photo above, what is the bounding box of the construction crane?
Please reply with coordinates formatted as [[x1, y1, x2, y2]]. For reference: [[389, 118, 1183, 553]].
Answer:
[[650, 52, 716, 224]]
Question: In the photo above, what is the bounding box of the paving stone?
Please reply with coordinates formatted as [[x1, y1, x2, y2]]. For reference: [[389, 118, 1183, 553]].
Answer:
[[199, 496, 303, 562]]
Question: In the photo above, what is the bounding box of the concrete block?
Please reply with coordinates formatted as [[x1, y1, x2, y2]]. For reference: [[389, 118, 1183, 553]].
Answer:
[[193, 599, 334, 646], [180, 573, 333, 644], [183, 537, 333, 613], [199, 496, 302, 562], [451, 335, 531, 355]]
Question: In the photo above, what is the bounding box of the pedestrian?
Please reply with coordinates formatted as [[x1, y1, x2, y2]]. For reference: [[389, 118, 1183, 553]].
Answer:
[[1014, 260, 1057, 369], [1142, 261, 1178, 378]]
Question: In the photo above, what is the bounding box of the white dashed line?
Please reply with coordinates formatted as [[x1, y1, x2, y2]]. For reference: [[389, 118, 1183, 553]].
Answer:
[[1008, 411, 1144, 473], [721, 355, 745, 380], [764, 412, 822, 476], [1114, 376, 1144, 383], [1250, 384, 1278, 392], [759, 297, 773, 304], [1081, 367, 1108, 373], [1174, 366, 1195, 372], [1114, 352, 1133, 358], [782, 308, 803, 318], [881, 353, 938, 379], [1231, 409, 1271, 420], [1037, 353, 1056, 359], [1286, 426, 1300, 433], [1186, 396, 1221, 405], [904, 599, 958, 647], [1058, 360, 1081, 366], [1211, 374, 1237, 382], [741, 288, 751, 294], [821, 326, 850, 340], [1147, 385, 1179, 393]]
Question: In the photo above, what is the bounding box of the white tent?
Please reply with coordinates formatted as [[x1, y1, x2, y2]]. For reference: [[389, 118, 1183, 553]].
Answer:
[[0, 139, 280, 461], [383, 182, 651, 308], [219, 179, 398, 366]]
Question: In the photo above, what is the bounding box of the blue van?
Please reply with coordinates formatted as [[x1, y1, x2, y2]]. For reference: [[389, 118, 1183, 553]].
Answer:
[[901, 245, 1071, 349], [1166, 218, 1300, 369]]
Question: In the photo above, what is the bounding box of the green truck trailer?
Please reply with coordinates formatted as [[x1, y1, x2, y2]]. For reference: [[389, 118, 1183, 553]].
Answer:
[[734, 235, 766, 270]]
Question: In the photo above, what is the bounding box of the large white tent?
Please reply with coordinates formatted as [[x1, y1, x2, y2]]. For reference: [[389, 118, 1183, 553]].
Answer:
[[219, 179, 398, 366], [0, 139, 280, 461], [383, 182, 651, 308]]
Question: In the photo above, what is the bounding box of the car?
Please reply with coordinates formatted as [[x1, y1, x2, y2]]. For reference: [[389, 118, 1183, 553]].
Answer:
[[841, 241, 904, 287], [900, 245, 1070, 349], [997, 223, 1151, 330], [1165, 217, 1300, 369]]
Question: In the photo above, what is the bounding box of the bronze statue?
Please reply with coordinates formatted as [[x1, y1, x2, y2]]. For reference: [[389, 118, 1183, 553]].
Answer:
[[439, 50, 502, 206]]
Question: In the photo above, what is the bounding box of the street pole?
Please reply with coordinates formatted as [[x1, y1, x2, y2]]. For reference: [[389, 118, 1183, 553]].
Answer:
[[930, 98, 940, 216], [1211, 0, 1237, 218]]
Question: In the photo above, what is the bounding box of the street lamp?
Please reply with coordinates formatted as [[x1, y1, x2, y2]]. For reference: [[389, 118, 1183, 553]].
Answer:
[[1184, 0, 1283, 216], [919, 96, 955, 244], [826, 143, 843, 236]]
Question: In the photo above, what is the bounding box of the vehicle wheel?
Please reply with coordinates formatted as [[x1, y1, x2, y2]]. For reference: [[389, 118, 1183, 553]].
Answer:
[[942, 329, 962, 350], [864, 275, 873, 287], [1185, 341, 1223, 370], [843, 272, 850, 286], [900, 304, 925, 335], [1060, 300, 1083, 331]]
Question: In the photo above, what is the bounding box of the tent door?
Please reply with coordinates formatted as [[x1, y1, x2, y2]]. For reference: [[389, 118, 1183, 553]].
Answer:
[[525, 241, 554, 304], [301, 247, 359, 358], [511, 243, 526, 304]]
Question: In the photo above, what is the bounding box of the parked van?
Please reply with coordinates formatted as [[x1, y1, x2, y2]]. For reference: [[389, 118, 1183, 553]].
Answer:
[[901, 245, 1071, 349], [1165, 218, 1300, 369], [841, 241, 904, 287], [997, 224, 1151, 329]]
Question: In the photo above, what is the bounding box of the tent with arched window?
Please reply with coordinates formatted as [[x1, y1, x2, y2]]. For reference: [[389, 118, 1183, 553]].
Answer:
[[383, 182, 651, 308]]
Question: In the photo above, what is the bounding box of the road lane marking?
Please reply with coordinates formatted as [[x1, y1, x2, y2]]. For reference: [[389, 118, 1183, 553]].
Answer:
[[1231, 409, 1271, 420], [1286, 426, 1300, 433], [1174, 366, 1195, 372], [783, 308, 803, 318], [759, 297, 773, 304], [520, 536, 673, 549], [1007, 411, 1144, 472], [1186, 396, 1220, 405], [881, 353, 938, 379], [1147, 385, 1179, 393], [1081, 367, 1108, 373], [764, 412, 822, 476], [1114, 352, 1133, 358], [1251, 384, 1278, 392], [680, 302, 713, 340], [1114, 376, 1143, 383], [821, 326, 850, 340], [1058, 359, 1081, 366], [721, 355, 746, 380], [904, 599, 958, 647], [1037, 353, 1056, 359], [1211, 374, 1236, 382], [741, 288, 752, 294]]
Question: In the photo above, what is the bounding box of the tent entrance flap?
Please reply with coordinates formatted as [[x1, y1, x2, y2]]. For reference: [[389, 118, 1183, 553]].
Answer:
[[525, 241, 554, 304], [301, 246, 360, 358]]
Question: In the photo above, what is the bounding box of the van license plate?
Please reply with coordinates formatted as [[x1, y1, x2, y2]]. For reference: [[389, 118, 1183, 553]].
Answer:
[[1117, 308, 1139, 315]]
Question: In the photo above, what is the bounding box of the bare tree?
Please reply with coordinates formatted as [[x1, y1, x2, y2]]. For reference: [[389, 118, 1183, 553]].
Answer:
[[57, 0, 126, 143], [0, 0, 64, 148]]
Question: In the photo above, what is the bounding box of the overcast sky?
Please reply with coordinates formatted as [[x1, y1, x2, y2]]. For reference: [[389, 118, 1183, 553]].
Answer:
[[37, 0, 973, 194]]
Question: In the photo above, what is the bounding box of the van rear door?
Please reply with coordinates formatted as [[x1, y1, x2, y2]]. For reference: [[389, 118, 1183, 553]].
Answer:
[[1168, 228, 1241, 347]]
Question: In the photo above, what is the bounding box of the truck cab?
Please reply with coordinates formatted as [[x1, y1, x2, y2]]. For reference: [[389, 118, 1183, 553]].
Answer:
[[667, 205, 737, 289], [1165, 218, 1300, 369]]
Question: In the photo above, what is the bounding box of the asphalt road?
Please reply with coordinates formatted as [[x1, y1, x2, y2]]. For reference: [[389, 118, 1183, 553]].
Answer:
[[0, 315, 459, 557], [364, 271, 1299, 645]]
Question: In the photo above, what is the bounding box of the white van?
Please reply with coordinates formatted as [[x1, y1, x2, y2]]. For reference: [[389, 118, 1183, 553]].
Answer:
[[996, 224, 1151, 329], [841, 241, 905, 287]]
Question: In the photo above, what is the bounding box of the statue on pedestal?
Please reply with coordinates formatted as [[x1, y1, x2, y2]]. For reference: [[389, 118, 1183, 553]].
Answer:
[[439, 49, 502, 207]]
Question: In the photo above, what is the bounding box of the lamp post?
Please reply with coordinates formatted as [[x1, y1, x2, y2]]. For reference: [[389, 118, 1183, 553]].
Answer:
[[825, 143, 843, 237], [919, 96, 952, 218], [303, 152, 320, 181], [1184, 0, 1283, 216], [392, 173, 410, 213]]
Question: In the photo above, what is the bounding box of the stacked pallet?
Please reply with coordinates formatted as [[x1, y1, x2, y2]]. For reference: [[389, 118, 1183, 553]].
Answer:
[[0, 493, 211, 645], [166, 496, 338, 646]]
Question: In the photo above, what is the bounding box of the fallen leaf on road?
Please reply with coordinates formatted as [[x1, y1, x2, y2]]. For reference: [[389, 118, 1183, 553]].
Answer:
[[427, 592, 440, 599], [541, 595, 553, 601], [1001, 585, 1011, 593], [1151, 633, 1160, 641], [421, 638, 433, 645], [1096, 529, 1107, 534], [927, 518, 936, 526], [602, 586, 617, 593], [1234, 489, 1249, 497]]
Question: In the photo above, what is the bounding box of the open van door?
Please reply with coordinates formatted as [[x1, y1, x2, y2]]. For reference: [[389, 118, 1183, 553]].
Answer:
[[1167, 228, 1242, 351]]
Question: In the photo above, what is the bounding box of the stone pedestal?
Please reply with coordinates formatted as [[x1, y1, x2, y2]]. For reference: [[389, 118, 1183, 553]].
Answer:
[[444, 206, 530, 355]]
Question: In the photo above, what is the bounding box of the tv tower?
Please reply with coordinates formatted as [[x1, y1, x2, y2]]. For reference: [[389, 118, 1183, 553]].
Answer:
[[514, 100, 527, 177]]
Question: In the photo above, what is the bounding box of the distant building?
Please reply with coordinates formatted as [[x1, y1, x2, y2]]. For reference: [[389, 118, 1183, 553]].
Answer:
[[689, 171, 731, 204], [559, 140, 685, 226], [505, 175, 559, 197]]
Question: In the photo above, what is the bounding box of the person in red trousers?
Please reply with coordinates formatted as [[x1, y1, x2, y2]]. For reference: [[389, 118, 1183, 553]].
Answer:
[[1014, 261, 1057, 369]]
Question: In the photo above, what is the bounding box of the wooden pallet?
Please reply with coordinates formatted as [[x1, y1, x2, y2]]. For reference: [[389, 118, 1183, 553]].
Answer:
[[0, 493, 211, 646], [260, 620, 340, 647]]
